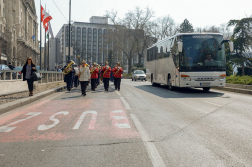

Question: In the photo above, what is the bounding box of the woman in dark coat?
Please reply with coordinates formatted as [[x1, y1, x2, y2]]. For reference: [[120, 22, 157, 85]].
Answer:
[[21, 57, 37, 96]]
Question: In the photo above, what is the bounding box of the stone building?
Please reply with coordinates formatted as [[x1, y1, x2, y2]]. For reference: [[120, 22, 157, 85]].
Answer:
[[0, 0, 39, 66]]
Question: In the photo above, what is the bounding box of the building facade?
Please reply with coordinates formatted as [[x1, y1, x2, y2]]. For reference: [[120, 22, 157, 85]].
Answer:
[[49, 38, 60, 70], [55, 17, 123, 68], [0, 0, 39, 66]]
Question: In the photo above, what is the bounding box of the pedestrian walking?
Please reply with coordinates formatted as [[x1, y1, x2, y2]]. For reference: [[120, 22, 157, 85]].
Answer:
[[78, 60, 90, 96], [21, 57, 37, 96], [112, 62, 123, 91], [90, 62, 99, 91], [63, 61, 75, 91], [102, 61, 111, 91], [74, 66, 79, 88], [110, 71, 114, 82], [96, 65, 101, 87]]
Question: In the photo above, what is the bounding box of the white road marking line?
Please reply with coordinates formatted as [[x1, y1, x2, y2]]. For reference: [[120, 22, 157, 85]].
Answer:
[[130, 114, 166, 167], [120, 97, 131, 110], [116, 91, 121, 96], [203, 101, 222, 107]]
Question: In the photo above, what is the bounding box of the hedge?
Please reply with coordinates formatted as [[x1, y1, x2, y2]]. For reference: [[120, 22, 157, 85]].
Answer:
[[226, 75, 252, 85]]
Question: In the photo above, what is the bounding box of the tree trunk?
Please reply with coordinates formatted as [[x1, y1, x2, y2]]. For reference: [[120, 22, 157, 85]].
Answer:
[[138, 54, 142, 65], [242, 60, 245, 75], [128, 58, 132, 74]]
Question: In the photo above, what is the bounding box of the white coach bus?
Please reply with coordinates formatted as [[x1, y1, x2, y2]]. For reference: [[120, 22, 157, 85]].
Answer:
[[146, 33, 234, 91]]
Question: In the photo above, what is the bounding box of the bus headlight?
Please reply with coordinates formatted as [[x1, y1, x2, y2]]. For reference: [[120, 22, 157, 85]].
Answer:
[[181, 74, 191, 81], [219, 74, 226, 81]]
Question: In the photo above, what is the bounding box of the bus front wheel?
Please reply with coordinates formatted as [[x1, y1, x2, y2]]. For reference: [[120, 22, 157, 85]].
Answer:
[[203, 87, 210, 92]]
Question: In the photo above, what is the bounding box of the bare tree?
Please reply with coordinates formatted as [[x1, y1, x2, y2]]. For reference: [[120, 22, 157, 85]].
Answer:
[[106, 7, 155, 73]]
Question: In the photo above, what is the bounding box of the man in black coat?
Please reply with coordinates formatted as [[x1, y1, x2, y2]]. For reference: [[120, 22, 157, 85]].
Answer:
[[63, 61, 75, 91]]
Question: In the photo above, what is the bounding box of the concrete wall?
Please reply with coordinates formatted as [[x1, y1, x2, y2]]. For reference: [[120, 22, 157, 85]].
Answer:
[[0, 80, 29, 93], [0, 80, 65, 94]]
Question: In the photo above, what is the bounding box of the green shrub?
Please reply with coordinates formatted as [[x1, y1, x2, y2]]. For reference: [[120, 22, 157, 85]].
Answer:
[[123, 73, 132, 77], [226, 75, 252, 85]]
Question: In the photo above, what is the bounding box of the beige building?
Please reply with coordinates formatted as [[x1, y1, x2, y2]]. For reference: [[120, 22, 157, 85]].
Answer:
[[0, 0, 39, 66]]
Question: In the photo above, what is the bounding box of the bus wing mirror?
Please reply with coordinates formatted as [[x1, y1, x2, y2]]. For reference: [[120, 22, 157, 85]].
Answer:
[[229, 41, 234, 52], [177, 42, 183, 52]]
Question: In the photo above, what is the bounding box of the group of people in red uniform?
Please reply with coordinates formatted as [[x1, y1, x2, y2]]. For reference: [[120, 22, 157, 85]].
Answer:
[[88, 61, 123, 92]]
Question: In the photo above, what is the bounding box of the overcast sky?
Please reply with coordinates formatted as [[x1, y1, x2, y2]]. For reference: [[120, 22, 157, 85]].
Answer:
[[35, 0, 252, 44]]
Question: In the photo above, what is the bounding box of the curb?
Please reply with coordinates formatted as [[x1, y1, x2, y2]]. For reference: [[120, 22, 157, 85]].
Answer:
[[212, 87, 252, 95], [0, 85, 66, 115], [0, 90, 29, 97]]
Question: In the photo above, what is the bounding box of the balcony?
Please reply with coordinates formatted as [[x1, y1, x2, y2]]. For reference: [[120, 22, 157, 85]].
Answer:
[[17, 36, 26, 43]]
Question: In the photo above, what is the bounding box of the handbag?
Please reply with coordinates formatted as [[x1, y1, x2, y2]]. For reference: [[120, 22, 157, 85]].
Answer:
[[31, 72, 41, 81]]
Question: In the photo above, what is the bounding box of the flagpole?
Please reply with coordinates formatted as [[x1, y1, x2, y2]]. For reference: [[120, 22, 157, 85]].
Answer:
[[48, 32, 49, 70], [40, 0, 42, 70], [44, 27, 47, 70], [44, 4, 47, 71], [48, 10, 50, 71], [68, 0, 71, 62]]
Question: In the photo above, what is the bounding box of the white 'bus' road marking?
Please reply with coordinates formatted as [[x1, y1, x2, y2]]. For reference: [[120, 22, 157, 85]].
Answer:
[[37, 111, 69, 130], [120, 97, 131, 110], [130, 114, 166, 167], [0, 112, 42, 132], [73, 111, 97, 130], [203, 101, 222, 107]]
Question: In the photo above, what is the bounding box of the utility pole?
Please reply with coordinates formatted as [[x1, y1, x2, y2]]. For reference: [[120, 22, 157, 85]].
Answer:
[[68, 0, 71, 62], [40, 0, 42, 70]]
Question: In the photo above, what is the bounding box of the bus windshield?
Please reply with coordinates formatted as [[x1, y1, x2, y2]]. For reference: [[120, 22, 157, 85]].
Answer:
[[180, 35, 225, 71]]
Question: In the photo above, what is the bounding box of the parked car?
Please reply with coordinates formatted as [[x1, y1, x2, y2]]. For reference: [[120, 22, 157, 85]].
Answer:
[[132, 70, 146, 81], [13, 66, 23, 79], [0, 64, 11, 79]]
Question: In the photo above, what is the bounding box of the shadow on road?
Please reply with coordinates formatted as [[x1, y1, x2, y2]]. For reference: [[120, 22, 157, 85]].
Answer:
[[135, 84, 225, 98]]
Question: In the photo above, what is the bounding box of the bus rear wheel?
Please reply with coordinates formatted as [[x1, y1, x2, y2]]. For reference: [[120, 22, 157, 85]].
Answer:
[[203, 87, 210, 92]]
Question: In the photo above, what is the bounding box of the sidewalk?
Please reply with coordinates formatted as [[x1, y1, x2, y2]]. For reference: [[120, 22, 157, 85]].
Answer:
[[0, 82, 65, 105], [0, 85, 66, 115], [212, 83, 252, 95]]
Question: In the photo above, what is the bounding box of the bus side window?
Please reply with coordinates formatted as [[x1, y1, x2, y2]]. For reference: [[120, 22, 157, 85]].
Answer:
[[165, 47, 170, 58], [160, 46, 164, 59], [171, 38, 179, 67], [150, 48, 153, 61], [155, 47, 158, 60], [147, 50, 149, 61]]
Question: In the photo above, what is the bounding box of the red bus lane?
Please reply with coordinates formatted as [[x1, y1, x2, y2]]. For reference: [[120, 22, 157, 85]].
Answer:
[[0, 99, 140, 143]]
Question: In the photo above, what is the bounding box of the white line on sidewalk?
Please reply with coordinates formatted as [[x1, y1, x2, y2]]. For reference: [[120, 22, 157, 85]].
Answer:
[[120, 97, 131, 110], [130, 114, 166, 167], [203, 101, 222, 107]]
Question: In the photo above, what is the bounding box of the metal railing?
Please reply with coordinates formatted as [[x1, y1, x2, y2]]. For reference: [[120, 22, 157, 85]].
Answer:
[[0, 70, 64, 83]]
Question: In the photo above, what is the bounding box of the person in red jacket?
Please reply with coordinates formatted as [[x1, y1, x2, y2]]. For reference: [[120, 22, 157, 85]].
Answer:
[[112, 62, 123, 91], [102, 61, 111, 91], [90, 62, 99, 91]]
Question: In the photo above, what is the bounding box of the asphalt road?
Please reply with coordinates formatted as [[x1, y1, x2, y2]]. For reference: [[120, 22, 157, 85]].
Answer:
[[1, 79, 252, 167]]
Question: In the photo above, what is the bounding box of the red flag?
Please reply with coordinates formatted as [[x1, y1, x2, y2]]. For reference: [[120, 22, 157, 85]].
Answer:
[[43, 11, 53, 28], [41, 6, 45, 22], [44, 22, 49, 32]]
